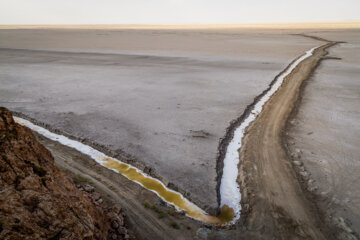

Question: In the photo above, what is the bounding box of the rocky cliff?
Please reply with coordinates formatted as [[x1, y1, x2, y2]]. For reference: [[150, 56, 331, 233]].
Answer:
[[0, 107, 130, 240]]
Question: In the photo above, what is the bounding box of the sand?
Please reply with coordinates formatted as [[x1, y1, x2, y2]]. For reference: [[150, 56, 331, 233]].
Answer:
[[0, 28, 320, 212]]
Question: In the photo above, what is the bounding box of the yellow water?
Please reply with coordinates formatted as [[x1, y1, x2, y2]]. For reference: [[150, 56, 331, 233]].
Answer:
[[14, 118, 234, 225], [102, 157, 234, 224]]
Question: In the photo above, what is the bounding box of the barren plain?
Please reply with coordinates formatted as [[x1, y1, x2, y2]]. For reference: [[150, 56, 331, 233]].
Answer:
[[287, 30, 360, 238], [0, 28, 319, 213], [0, 26, 359, 239]]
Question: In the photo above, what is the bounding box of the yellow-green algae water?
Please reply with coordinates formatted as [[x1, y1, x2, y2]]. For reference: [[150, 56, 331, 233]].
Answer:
[[102, 157, 234, 224], [14, 117, 234, 225]]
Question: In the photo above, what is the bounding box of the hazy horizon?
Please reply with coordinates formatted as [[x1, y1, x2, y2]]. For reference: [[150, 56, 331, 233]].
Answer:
[[1, 0, 359, 25]]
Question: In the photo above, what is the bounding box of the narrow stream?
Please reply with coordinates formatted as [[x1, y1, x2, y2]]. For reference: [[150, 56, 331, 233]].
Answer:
[[14, 45, 319, 225], [14, 117, 233, 225]]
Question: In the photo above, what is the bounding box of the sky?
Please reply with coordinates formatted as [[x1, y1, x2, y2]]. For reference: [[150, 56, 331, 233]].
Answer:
[[0, 0, 359, 25]]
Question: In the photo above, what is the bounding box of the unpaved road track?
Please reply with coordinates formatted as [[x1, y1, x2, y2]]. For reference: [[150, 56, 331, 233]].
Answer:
[[239, 42, 338, 239], [34, 133, 204, 240]]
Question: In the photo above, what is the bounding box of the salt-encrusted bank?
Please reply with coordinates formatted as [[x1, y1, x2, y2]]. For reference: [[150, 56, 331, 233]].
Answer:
[[14, 117, 233, 224], [219, 46, 319, 221]]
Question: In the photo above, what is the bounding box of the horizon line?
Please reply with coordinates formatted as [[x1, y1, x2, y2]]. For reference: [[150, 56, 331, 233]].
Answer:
[[1, 21, 360, 30]]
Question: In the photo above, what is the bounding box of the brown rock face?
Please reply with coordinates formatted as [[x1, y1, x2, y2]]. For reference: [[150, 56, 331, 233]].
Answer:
[[0, 107, 109, 239]]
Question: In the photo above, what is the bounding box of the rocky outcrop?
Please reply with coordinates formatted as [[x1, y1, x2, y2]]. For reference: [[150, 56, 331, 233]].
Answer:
[[0, 107, 132, 240], [76, 183, 133, 240]]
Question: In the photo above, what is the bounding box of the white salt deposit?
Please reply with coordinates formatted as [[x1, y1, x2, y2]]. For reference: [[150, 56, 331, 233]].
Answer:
[[219, 46, 319, 221], [14, 117, 209, 221]]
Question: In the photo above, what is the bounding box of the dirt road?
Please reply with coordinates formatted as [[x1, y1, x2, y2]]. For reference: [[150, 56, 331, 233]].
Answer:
[[238, 42, 338, 239], [33, 133, 206, 240]]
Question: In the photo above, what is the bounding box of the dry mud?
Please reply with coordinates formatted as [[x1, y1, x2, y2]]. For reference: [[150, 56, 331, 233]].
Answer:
[[0, 29, 320, 213], [287, 30, 360, 238]]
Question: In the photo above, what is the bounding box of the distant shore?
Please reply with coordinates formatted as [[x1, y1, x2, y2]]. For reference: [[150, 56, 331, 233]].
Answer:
[[0, 21, 360, 30]]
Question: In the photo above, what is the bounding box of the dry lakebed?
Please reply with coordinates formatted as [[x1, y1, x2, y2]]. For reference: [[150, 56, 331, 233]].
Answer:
[[0, 26, 359, 239]]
